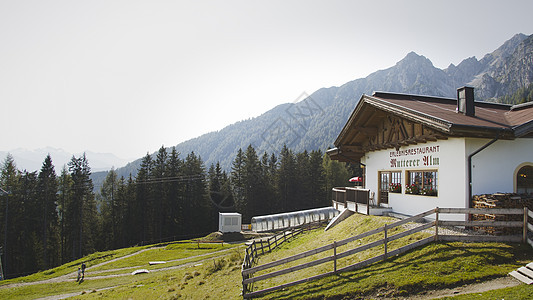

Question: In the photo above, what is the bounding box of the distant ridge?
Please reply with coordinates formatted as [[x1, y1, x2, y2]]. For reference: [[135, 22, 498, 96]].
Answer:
[[95, 33, 533, 184], [0, 147, 132, 173]]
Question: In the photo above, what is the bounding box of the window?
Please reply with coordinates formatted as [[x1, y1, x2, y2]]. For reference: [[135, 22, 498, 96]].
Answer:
[[389, 171, 402, 193], [224, 217, 232, 226], [379, 171, 402, 205], [406, 170, 438, 196], [517, 166, 533, 194]]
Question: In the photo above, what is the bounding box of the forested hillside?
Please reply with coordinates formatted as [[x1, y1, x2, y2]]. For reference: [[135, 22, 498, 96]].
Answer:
[[0, 144, 352, 279]]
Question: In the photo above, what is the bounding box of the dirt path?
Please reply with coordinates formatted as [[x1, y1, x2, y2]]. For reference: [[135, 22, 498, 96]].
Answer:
[[0, 246, 238, 300], [405, 276, 522, 299], [0, 247, 160, 290], [35, 248, 237, 300], [0, 246, 235, 291]]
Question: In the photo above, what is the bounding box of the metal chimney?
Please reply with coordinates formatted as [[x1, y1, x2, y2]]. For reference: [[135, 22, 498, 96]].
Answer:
[[457, 86, 475, 117]]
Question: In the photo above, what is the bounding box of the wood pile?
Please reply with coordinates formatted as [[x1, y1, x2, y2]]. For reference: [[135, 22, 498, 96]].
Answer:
[[472, 193, 533, 235]]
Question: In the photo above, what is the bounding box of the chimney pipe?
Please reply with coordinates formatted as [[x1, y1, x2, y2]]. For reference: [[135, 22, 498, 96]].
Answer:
[[457, 86, 475, 117]]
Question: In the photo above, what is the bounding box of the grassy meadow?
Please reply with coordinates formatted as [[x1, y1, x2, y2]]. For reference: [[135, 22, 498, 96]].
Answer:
[[0, 213, 531, 299]]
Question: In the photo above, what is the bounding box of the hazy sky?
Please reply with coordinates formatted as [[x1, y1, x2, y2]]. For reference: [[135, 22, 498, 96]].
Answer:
[[1, 0, 531, 160]]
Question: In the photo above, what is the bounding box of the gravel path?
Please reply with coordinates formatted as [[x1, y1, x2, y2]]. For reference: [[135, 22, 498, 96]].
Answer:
[[405, 276, 522, 299], [0, 245, 239, 300], [0, 247, 159, 290]]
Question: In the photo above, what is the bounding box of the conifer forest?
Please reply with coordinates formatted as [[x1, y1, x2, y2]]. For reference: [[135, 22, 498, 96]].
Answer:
[[0, 145, 352, 279]]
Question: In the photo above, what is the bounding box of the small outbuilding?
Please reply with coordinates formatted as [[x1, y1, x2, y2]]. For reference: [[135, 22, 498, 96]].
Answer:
[[218, 212, 242, 233]]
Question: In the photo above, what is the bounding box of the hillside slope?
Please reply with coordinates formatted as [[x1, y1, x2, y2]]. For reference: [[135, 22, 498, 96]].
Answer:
[[1, 214, 531, 299], [248, 214, 533, 299]]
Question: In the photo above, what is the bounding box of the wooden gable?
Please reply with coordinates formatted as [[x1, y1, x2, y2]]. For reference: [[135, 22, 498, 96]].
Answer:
[[331, 95, 450, 162], [364, 114, 448, 152]]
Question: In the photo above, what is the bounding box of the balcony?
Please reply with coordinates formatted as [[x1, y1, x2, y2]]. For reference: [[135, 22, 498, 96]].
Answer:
[[331, 186, 392, 216]]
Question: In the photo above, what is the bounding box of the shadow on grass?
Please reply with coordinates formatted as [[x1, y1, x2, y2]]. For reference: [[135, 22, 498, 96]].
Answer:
[[254, 242, 533, 299]]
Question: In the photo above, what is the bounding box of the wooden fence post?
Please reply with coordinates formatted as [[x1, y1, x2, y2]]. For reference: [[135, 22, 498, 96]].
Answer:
[[333, 241, 337, 274], [435, 207, 439, 241], [524, 207, 528, 244], [384, 224, 388, 258]]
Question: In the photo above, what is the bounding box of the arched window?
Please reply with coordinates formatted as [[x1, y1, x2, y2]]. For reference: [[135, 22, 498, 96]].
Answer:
[[517, 165, 533, 194]]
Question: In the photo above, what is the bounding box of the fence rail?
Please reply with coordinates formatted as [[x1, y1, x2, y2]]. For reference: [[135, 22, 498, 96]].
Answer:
[[241, 222, 325, 295], [242, 207, 533, 298]]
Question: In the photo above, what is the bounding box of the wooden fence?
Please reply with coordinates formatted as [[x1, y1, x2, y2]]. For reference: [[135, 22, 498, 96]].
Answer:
[[241, 222, 324, 294], [241, 207, 532, 298]]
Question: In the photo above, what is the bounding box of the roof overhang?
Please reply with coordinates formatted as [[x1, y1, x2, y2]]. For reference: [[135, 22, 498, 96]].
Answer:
[[326, 147, 363, 163], [513, 119, 533, 137], [330, 92, 531, 163]]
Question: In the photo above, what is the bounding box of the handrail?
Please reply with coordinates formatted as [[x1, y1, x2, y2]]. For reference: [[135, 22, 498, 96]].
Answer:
[[242, 207, 532, 298]]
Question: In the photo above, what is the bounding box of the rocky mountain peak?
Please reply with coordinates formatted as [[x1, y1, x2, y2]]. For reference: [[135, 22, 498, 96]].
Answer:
[[480, 33, 528, 68], [396, 51, 434, 68]]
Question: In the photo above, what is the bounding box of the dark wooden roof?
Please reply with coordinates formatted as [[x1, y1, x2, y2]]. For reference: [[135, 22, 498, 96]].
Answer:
[[328, 92, 533, 163]]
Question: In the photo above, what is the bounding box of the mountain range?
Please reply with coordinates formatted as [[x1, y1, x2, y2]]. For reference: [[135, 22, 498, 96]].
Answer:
[[93, 33, 532, 184], [0, 147, 132, 173]]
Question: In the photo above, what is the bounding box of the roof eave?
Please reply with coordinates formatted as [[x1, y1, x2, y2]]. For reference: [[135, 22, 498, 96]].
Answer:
[[334, 94, 368, 146], [449, 124, 515, 139], [363, 95, 453, 133], [513, 119, 533, 137]]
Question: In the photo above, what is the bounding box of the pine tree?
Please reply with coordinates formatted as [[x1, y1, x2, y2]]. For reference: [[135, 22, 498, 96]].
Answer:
[[36, 154, 60, 269], [253, 152, 274, 216], [153, 146, 168, 242], [231, 149, 246, 215], [57, 166, 72, 264], [278, 145, 297, 212], [66, 154, 96, 259], [183, 152, 212, 235], [267, 153, 279, 214], [122, 175, 137, 246], [19, 171, 39, 274], [166, 147, 183, 237], [295, 150, 312, 210], [207, 162, 225, 212], [323, 153, 350, 201], [0, 154, 20, 278], [309, 150, 327, 207], [135, 153, 154, 243], [243, 145, 261, 221], [98, 168, 120, 250]]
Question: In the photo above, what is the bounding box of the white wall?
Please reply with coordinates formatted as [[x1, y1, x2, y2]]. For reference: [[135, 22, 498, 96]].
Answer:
[[363, 139, 468, 220], [468, 138, 533, 195], [362, 137, 533, 220], [218, 213, 242, 233]]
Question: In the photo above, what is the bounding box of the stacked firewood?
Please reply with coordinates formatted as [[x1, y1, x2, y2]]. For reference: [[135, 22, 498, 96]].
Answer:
[[472, 193, 533, 235]]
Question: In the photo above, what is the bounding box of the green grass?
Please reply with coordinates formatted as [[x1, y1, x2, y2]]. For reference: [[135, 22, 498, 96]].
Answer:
[[0, 244, 152, 285], [1, 214, 531, 299], [249, 213, 533, 299], [442, 284, 533, 299], [76, 248, 246, 300], [90, 242, 238, 271], [0, 241, 244, 299]]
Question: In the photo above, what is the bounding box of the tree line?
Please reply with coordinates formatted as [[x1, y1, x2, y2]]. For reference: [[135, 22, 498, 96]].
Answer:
[[0, 145, 352, 279]]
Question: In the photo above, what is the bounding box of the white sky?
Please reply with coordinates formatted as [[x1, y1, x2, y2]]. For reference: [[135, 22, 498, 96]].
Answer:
[[1, 0, 532, 160]]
